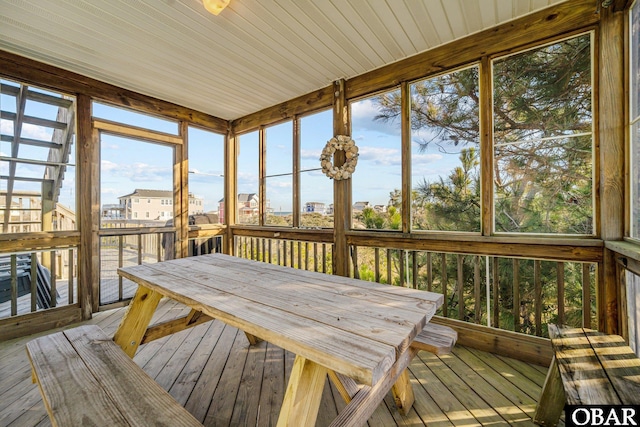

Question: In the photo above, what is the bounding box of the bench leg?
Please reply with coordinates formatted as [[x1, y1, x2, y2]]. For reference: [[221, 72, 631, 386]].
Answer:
[[533, 356, 565, 426], [277, 355, 328, 427], [391, 368, 415, 415]]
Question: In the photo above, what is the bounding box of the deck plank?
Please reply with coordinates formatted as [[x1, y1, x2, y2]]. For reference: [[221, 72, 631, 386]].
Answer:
[[0, 299, 550, 427]]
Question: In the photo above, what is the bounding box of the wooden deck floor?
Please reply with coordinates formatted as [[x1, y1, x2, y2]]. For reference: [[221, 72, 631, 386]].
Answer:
[[0, 298, 560, 427]]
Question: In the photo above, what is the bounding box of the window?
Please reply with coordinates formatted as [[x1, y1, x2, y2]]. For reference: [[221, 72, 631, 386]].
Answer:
[[351, 89, 402, 230], [265, 121, 293, 226], [493, 33, 593, 235], [631, 0, 640, 239], [0, 79, 77, 234], [410, 66, 481, 232], [188, 127, 224, 223], [237, 131, 259, 224], [93, 102, 178, 135], [300, 110, 334, 227]]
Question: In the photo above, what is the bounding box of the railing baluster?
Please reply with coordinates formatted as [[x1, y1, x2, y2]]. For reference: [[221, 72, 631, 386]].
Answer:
[[582, 263, 591, 328], [441, 253, 447, 317], [534, 260, 542, 336], [290, 241, 294, 268], [493, 257, 500, 328], [137, 234, 142, 265], [513, 258, 520, 332], [156, 234, 162, 261], [304, 242, 309, 270], [30, 252, 38, 312], [412, 251, 418, 289], [313, 243, 318, 272], [557, 262, 565, 325], [474, 255, 481, 324], [457, 254, 464, 320], [119, 235, 124, 302], [386, 249, 392, 285], [374, 248, 380, 283], [68, 249, 74, 304], [426, 252, 432, 292], [399, 250, 405, 287], [50, 250, 57, 308], [268, 239, 273, 264], [322, 243, 326, 273], [297, 241, 302, 269], [11, 254, 17, 316]]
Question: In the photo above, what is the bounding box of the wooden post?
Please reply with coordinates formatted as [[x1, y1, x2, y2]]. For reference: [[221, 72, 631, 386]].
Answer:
[[40, 179, 55, 271], [225, 130, 237, 255], [333, 79, 351, 277], [77, 94, 98, 317], [598, 5, 625, 334], [175, 121, 189, 259], [401, 82, 411, 234], [480, 56, 494, 236]]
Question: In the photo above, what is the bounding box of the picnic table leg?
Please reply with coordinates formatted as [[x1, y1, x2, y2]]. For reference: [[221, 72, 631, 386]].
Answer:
[[391, 368, 415, 415], [113, 285, 162, 358], [277, 355, 328, 427], [533, 356, 565, 426]]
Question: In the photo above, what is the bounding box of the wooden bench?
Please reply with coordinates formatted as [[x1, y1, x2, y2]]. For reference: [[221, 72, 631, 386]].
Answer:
[[26, 324, 203, 427], [533, 324, 640, 426]]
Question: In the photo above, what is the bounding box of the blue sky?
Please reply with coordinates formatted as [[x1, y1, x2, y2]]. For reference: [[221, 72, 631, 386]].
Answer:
[[1, 79, 464, 217]]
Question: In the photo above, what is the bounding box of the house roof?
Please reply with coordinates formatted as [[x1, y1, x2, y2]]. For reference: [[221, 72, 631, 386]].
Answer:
[[119, 189, 172, 199], [0, 1, 567, 121]]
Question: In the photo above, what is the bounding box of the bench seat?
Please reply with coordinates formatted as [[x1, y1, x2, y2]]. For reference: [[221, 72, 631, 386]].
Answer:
[[411, 322, 458, 355], [26, 324, 203, 427], [533, 324, 640, 426]]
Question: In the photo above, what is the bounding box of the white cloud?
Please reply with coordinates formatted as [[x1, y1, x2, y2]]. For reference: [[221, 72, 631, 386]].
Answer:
[[351, 98, 401, 137], [301, 149, 320, 159], [100, 160, 171, 182], [358, 146, 401, 166]]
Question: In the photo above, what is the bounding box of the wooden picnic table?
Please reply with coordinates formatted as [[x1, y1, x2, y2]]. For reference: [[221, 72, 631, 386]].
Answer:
[[114, 253, 443, 426]]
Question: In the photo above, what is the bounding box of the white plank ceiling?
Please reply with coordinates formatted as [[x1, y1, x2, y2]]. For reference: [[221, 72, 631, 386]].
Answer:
[[0, 0, 567, 121]]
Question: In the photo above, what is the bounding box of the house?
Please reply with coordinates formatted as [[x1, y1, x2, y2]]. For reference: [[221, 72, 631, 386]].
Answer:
[[117, 189, 204, 221], [304, 202, 327, 215], [352, 201, 370, 212], [218, 193, 271, 223]]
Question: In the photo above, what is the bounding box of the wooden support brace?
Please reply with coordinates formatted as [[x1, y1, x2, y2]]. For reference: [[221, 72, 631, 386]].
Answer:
[[141, 309, 214, 344]]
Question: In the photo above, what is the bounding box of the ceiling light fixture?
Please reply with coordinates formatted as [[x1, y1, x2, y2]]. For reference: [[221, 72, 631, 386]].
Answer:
[[203, 0, 230, 15]]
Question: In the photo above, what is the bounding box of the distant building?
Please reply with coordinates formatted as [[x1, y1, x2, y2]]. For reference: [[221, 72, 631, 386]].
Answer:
[[0, 191, 76, 233], [352, 201, 370, 212], [218, 193, 272, 223], [373, 205, 387, 213], [116, 189, 204, 221], [304, 202, 327, 215]]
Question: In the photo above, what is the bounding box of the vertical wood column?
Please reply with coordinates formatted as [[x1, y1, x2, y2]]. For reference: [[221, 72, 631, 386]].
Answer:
[[599, 6, 625, 334], [480, 56, 494, 236], [225, 129, 237, 255], [333, 79, 351, 277], [259, 126, 266, 226], [293, 116, 301, 227], [175, 121, 189, 259], [401, 82, 411, 234], [77, 94, 98, 317]]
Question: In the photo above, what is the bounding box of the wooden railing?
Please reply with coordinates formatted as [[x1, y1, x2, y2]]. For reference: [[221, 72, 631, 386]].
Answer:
[[98, 228, 174, 307], [351, 246, 596, 338], [99, 227, 225, 307], [229, 231, 598, 341], [0, 247, 78, 319], [234, 235, 333, 274]]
